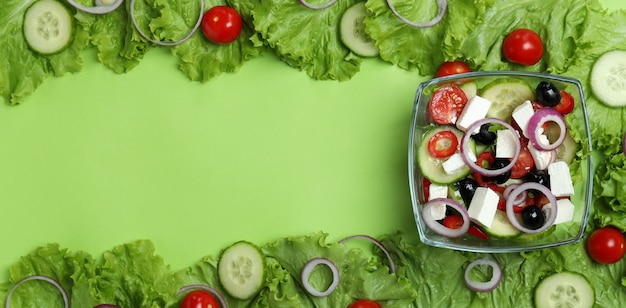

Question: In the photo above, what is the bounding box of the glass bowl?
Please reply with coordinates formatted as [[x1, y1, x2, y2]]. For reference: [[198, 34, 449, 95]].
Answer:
[[408, 71, 593, 253]]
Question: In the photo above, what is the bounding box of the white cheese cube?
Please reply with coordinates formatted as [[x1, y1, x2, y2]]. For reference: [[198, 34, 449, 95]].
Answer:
[[467, 187, 500, 228], [495, 129, 518, 158], [442, 153, 467, 175], [542, 198, 575, 224], [428, 183, 448, 201], [548, 161, 575, 197], [528, 135, 554, 170], [429, 201, 447, 221], [456, 95, 493, 132], [511, 100, 535, 137]]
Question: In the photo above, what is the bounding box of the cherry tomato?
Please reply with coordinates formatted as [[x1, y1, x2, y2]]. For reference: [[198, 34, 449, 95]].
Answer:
[[181, 290, 220, 308], [473, 151, 495, 187], [587, 227, 626, 264], [427, 130, 459, 158], [510, 145, 535, 179], [349, 299, 382, 308], [554, 90, 575, 115], [502, 28, 544, 66], [201, 6, 242, 44], [435, 61, 472, 77], [442, 215, 490, 240], [428, 86, 468, 125]]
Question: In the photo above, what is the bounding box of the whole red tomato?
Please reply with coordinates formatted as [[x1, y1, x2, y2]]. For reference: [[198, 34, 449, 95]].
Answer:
[[181, 290, 220, 308], [435, 61, 472, 77], [502, 28, 544, 66], [587, 227, 626, 264], [201, 6, 242, 44], [349, 299, 382, 308]]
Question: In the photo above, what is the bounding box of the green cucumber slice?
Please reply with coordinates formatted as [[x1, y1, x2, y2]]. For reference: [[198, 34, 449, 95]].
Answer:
[[417, 126, 474, 185], [218, 241, 266, 300], [483, 210, 522, 239], [590, 50, 626, 107], [482, 78, 535, 121], [460, 81, 478, 100], [23, 0, 74, 55], [534, 271, 594, 308], [340, 2, 378, 57]]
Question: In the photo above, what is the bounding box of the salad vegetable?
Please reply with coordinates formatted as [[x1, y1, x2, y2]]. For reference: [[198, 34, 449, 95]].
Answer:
[[502, 29, 544, 66], [586, 227, 625, 264], [179, 288, 224, 308], [590, 50, 626, 107], [200, 6, 243, 44]]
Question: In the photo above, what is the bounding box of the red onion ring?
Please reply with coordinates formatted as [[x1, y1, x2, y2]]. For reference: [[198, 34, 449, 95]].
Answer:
[[339, 234, 396, 275], [503, 184, 526, 205], [464, 258, 502, 292], [129, 0, 204, 46], [423, 198, 470, 238], [5, 275, 69, 308], [66, 0, 124, 14], [505, 183, 557, 233], [301, 258, 340, 297], [176, 285, 228, 308], [386, 0, 447, 28], [527, 108, 567, 151], [297, 0, 338, 10], [461, 118, 521, 177]]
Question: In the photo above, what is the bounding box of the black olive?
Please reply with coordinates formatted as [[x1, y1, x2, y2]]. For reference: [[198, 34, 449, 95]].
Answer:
[[471, 123, 497, 145], [521, 205, 546, 230], [535, 81, 561, 107], [525, 169, 551, 190], [457, 178, 479, 206], [489, 158, 512, 184]]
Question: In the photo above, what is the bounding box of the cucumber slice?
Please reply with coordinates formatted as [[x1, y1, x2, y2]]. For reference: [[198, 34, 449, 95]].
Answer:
[[23, 0, 74, 55], [340, 2, 378, 57], [218, 241, 266, 300], [482, 78, 535, 121], [534, 272, 594, 308], [483, 210, 522, 239], [590, 50, 626, 107], [417, 126, 474, 185], [460, 81, 478, 100]]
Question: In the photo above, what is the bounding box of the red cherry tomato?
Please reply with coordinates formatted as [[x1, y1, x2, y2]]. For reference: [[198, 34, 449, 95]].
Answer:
[[473, 151, 495, 187], [428, 86, 468, 125], [442, 215, 490, 240], [427, 130, 459, 158], [554, 90, 575, 115], [201, 6, 242, 44], [349, 299, 382, 308], [587, 227, 626, 264], [435, 61, 472, 77], [181, 290, 220, 308], [502, 28, 544, 66], [510, 145, 535, 179]]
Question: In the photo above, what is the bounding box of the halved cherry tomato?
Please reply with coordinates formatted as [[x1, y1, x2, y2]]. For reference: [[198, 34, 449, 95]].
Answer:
[[181, 290, 220, 308], [427, 130, 459, 158], [510, 146, 535, 179], [587, 227, 626, 264], [428, 86, 468, 125], [349, 299, 382, 308], [442, 215, 490, 240], [554, 90, 575, 115], [502, 28, 544, 66], [473, 151, 496, 186], [201, 6, 242, 44], [435, 61, 472, 77]]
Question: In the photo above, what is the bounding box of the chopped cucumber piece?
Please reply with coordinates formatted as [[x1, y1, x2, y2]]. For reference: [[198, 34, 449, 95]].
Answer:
[[482, 78, 535, 121], [417, 126, 474, 185], [340, 2, 378, 57], [483, 210, 522, 239], [534, 271, 594, 308], [218, 241, 266, 300], [590, 50, 626, 107], [23, 0, 74, 55], [460, 81, 478, 100]]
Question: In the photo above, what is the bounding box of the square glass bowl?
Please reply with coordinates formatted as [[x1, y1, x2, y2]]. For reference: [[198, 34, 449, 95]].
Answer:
[[408, 71, 593, 253]]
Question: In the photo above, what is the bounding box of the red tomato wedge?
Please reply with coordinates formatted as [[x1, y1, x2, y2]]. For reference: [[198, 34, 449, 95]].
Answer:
[[427, 130, 459, 158], [442, 215, 490, 240], [510, 145, 535, 179], [428, 86, 468, 125], [554, 90, 575, 115]]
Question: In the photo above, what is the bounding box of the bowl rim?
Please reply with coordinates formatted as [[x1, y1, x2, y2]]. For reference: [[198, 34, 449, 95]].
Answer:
[[407, 70, 594, 253]]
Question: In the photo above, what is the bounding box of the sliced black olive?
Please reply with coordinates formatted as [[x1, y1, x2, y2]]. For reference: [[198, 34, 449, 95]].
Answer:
[[489, 158, 511, 184], [521, 205, 546, 230], [525, 169, 551, 189], [457, 178, 479, 206], [535, 81, 561, 107], [471, 123, 497, 145]]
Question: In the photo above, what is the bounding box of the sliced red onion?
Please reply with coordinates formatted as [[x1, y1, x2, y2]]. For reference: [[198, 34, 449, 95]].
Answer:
[[66, 0, 124, 14], [461, 118, 521, 177], [129, 0, 204, 46], [423, 198, 470, 238], [339, 235, 396, 275], [527, 108, 567, 151], [505, 182, 557, 233], [503, 184, 526, 205], [464, 258, 502, 292], [176, 285, 228, 308], [386, 0, 447, 28], [5, 275, 69, 308], [301, 258, 340, 297], [297, 0, 338, 10]]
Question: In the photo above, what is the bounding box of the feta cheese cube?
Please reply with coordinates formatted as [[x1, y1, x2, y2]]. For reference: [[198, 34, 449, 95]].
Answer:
[[429, 201, 447, 221], [548, 161, 575, 197], [528, 135, 554, 170], [442, 153, 467, 175], [467, 187, 500, 228], [542, 198, 575, 224], [495, 129, 518, 158], [456, 95, 493, 132], [511, 100, 535, 137], [428, 183, 448, 201]]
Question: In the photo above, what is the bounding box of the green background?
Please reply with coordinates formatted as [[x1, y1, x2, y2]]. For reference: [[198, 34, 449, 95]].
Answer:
[[0, 0, 622, 281]]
